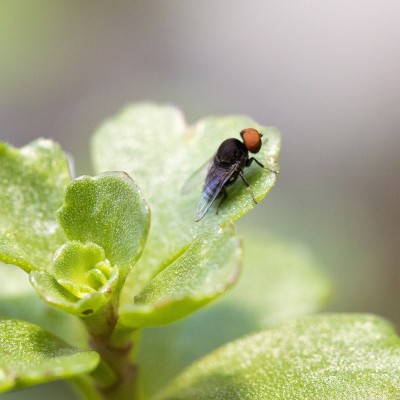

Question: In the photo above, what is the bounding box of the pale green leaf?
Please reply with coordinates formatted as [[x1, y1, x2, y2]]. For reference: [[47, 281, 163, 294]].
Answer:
[[138, 232, 331, 397], [156, 314, 400, 400], [119, 225, 241, 328], [92, 103, 280, 291], [0, 140, 70, 272], [57, 171, 150, 278], [0, 262, 87, 347], [0, 318, 99, 393], [30, 241, 119, 316], [49, 241, 117, 298]]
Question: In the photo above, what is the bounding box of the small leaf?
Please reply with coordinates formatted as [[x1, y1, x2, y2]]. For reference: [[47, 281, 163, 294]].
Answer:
[[137, 233, 331, 397], [0, 140, 70, 272], [119, 225, 241, 328], [0, 318, 99, 393], [156, 314, 400, 400], [57, 171, 150, 278], [51, 241, 117, 298], [30, 241, 119, 316], [92, 103, 280, 320]]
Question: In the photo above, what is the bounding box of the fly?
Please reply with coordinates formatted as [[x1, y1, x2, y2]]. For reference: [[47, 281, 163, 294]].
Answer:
[[194, 128, 278, 222]]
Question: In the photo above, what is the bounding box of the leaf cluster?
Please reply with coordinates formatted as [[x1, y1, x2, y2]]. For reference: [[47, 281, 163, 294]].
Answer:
[[0, 104, 398, 399]]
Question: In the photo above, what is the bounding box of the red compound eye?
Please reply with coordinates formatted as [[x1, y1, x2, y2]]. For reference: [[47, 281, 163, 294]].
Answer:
[[240, 128, 263, 153]]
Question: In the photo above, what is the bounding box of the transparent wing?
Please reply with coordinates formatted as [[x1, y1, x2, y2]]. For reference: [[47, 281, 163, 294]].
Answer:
[[195, 163, 237, 221], [181, 157, 213, 195]]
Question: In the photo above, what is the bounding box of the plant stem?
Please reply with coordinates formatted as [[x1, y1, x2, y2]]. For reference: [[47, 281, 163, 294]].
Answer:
[[89, 334, 140, 400], [82, 294, 141, 399]]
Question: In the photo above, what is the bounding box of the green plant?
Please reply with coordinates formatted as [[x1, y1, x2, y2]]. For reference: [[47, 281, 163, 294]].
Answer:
[[0, 103, 399, 399]]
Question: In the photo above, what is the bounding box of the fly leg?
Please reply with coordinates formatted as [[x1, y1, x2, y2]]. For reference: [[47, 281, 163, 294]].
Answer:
[[247, 157, 279, 174], [246, 157, 264, 168], [215, 188, 228, 214], [238, 172, 257, 204]]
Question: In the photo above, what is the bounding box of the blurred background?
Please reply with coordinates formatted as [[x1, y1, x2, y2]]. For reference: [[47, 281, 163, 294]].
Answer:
[[1, 0, 399, 380]]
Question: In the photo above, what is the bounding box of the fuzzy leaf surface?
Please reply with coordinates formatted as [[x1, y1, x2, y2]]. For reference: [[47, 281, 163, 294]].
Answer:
[[0, 318, 99, 393], [0, 263, 87, 347], [119, 226, 241, 328], [92, 103, 280, 325], [30, 241, 119, 316], [138, 232, 331, 396], [57, 171, 150, 278], [0, 140, 70, 272], [156, 314, 400, 400]]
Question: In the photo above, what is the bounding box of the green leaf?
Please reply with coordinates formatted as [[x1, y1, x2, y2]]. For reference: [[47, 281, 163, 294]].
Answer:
[[225, 229, 332, 324], [91, 103, 280, 325], [137, 232, 331, 397], [0, 140, 70, 272], [119, 225, 241, 328], [50, 241, 117, 298], [30, 172, 149, 317], [30, 241, 119, 316], [0, 318, 99, 393], [57, 172, 150, 278], [155, 314, 400, 400], [0, 262, 87, 347]]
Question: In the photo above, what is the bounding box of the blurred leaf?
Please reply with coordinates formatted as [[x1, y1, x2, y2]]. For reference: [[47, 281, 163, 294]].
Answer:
[[137, 232, 331, 396], [226, 229, 332, 324], [57, 172, 150, 278], [0, 263, 87, 347], [0, 318, 99, 393], [30, 241, 119, 317], [119, 226, 241, 328], [0, 139, 70, 272], [155, 314, 400, 400], [0, 381, 80, 400], [92, 103, 280, 291]]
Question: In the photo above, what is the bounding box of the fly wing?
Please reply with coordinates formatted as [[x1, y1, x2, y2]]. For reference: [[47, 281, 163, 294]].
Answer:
[[181, 156, 212, 195], [195, 163, 236, 221]]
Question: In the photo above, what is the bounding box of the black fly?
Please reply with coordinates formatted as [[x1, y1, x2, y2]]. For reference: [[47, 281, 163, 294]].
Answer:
[[194, 128, 278, 222]]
